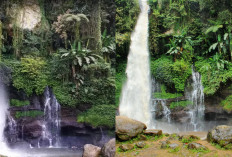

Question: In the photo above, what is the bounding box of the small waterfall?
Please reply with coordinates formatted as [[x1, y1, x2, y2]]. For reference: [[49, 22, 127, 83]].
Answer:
[[7, 114, 18, 142], [161, 100, 171, 123], [185, 66, 205, 131], [39, 87, 61, 148], [119, 0, 152, 127], [152, 99, 171, 122]]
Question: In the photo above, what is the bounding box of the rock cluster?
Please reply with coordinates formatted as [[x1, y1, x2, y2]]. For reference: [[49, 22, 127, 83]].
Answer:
[[83, 138, 115, 157]]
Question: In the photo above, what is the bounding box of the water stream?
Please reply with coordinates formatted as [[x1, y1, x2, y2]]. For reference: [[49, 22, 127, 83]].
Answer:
[[185, 66, 205, 131], [119, 0, 152, 127], [39, 87, 61, 148]]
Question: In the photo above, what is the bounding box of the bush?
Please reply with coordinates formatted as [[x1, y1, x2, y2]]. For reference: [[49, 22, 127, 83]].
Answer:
[[195, 58, 232, 95], [221, 95, 232, 112], [151, 56, 192, 92], [172, 59, 192, 92], [8, 57, 49, 96], [151, 56, 173, 86], [77, 105, 116, 128]]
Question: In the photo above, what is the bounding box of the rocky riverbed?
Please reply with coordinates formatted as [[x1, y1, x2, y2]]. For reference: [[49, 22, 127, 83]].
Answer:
[[116, 116, 232, 157]]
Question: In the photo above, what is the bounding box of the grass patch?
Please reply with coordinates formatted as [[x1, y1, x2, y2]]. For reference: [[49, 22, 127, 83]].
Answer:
[[170, 100, 193, 109], [190, 148, 210, 153], [168, 147, 180, 153], [15, 111, 44, 119], [10, 99, 30, 107], [181, 138, 195, 143], [154, 84, 182, 99]]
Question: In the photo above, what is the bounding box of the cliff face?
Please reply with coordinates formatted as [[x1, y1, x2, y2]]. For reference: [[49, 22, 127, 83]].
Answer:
[[6, 0, 42, 30]]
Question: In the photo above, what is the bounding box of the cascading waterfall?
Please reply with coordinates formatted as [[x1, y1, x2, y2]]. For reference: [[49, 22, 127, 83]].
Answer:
[[39, 87, 61, 148], [0, 80, 9, 153], [119, 0, 152, 127], [7, 114, 18, 143], [185, 66, 205, 131]]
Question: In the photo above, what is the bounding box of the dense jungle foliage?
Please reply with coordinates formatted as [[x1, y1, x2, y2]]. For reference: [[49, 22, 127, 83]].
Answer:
[[117, 0, 232, 110], [0, 0, 115, 128]]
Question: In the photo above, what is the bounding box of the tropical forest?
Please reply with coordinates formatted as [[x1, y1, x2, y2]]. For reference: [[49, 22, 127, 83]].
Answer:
[[0, 0, 115, 156], [116, 0, 232, 157]]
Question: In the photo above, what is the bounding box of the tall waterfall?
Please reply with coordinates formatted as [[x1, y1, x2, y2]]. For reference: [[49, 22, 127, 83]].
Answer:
[[119, 0, 152, 127], [185, 66, 205, 131], [0, 79, 10, 154]]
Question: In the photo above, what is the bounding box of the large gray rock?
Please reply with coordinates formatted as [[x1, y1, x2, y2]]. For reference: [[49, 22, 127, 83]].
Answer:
[[83, 144, 101, 157], [207, 125, 232, 146], [101, 138, 115, 157], [116, 116, 147, 140]]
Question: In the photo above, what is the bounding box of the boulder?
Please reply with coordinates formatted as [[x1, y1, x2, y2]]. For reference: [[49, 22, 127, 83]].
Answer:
[[169, 143, 179, 149], [119, 144, 134, 151], [116, 116, 147, 140], [188, 142, 208, 150], [160, 140, 170, 149], [143, 129, 162, 136], [101, 138, 115, 157], [207, 125, 232, 146], [139, 134, 147, 141], [83, 144, 101, 157], [135, 142, 146, 148], [23, 120, 43, 139]]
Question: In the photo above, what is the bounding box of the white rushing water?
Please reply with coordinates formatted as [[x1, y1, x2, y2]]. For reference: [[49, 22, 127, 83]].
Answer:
[[119, 0, 152, 127], [0, 81, 10, 155], [185, 66, 205, 131], [39, 87, 61, 148]]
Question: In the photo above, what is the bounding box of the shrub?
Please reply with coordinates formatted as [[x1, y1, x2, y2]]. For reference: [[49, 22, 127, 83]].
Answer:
[[195, 58, 232, 95], [77, 105, 116, 128], [9, 57, 49, 96], [151, 56, 192, 92], [220, 95, 232, 112]]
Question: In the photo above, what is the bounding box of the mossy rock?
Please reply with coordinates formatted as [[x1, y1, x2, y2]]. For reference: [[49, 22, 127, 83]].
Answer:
[[207, 125, 232, 147]]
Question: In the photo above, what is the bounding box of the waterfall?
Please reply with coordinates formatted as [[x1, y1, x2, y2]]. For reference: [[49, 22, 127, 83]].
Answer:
[[39, 87, 61, 148], [185, 66, 205, 131], [0, 78, 10, 154], [7, 114, 18, 143], [119, 0, 152, 127]]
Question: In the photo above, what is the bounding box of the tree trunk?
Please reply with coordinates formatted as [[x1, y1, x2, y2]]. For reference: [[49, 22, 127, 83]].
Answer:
[[72, 64, 79, 90], [83, 0, 102, 52]]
